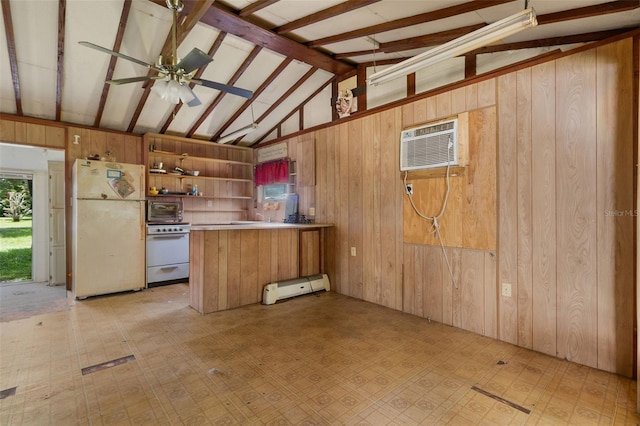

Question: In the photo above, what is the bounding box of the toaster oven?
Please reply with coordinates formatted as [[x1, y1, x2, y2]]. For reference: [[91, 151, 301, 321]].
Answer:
[[147, 200, 183, 223]]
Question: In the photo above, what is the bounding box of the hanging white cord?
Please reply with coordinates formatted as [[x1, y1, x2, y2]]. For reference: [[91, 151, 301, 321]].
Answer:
[[403, 136, 458, 289]]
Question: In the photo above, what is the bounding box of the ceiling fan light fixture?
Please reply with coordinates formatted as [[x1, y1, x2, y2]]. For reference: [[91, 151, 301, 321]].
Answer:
[[151, 78, 197, 105], [367, 7, 537, 86]]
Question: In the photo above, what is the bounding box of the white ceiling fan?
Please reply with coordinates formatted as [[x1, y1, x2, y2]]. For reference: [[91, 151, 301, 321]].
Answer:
[[79, 0, 253, 107]]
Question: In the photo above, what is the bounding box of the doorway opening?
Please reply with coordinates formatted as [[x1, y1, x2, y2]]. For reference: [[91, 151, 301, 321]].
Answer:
[[0, 174, 33, 283], [0, 143, 67, 321]]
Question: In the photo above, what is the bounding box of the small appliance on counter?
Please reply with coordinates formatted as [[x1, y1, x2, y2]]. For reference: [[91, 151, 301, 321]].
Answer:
[[147, 200, 183, 223]]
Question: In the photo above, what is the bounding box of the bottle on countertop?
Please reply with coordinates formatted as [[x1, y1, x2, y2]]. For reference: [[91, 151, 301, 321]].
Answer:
[[192, 185, 198, 196]]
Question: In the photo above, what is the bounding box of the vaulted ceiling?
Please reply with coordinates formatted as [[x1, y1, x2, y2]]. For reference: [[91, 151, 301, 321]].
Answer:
[[1, 0, 638, 146]]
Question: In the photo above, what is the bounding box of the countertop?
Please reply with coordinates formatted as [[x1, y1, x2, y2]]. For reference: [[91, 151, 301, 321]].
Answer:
[[190, 221, 333, 231]]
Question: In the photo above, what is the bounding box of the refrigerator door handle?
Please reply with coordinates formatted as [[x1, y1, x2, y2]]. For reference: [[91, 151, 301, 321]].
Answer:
[[140, 202, 145, 240]]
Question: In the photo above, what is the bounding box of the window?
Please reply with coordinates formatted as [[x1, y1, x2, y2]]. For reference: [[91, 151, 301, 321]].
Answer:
[[263, 184, 288, 200]]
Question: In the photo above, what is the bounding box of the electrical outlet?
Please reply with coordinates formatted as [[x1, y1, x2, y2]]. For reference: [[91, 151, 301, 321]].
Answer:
[[207, 200, 213, 207], [501, 283, 512, 297], [405, 183, 413, 195], [350, 247, 356, 256]]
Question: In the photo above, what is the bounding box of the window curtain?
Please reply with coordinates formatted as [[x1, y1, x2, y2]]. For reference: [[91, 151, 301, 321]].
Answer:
[[255, 159, 289, 186]]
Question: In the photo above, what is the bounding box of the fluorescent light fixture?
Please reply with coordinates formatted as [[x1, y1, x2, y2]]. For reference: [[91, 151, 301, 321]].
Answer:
[[151, 78, 200, 106], [367, 8, 537, 86], [217, 123, 259, 144]]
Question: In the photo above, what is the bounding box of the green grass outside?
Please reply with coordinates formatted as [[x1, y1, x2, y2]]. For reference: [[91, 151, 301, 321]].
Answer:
[[0, 217, 32, 282]]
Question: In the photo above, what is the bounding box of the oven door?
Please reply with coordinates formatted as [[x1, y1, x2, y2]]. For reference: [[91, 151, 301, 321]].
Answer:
[[146, 233, 190, 267]]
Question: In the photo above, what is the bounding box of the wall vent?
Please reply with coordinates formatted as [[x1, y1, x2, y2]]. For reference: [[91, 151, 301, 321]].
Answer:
[[400, 118, 458, 171]]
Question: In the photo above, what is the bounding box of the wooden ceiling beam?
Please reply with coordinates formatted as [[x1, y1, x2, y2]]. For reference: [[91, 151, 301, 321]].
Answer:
[[234, 66, 318, 145], [94, 0, 132, 128], [164, 0, 353, 75], [307, 0, 512, 47], [274, 0, 382, 35], [128, 0, 214, 133], [1, 0, 22, 116], [56, 0, 66, 121], [332, 2, 639, 62], [239, 0, 280, 17], [186, 45, 262, 138], [334, 24, 485, 59], [537, 0, 639, 25], [251, 76, 334, 147], [211, 57, 293, 141]]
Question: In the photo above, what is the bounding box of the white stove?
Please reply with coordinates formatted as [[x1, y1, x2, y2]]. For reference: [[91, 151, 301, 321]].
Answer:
[[146, 222, 191, 287]]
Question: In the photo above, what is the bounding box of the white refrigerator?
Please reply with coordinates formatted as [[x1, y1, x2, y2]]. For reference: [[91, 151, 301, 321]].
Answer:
[[72, 159, 146, 298]]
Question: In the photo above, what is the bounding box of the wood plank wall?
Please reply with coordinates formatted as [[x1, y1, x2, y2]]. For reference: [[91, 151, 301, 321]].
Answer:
[[496, 39, 635, 375], [287, 38, 635, 376], [0, 117, 66, 149], [313, 108, 405, 310], [190, 228, 299, 313]]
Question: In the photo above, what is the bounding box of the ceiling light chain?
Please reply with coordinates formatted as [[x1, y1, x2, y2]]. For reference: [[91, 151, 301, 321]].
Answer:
[[367, 35, 379, 73]]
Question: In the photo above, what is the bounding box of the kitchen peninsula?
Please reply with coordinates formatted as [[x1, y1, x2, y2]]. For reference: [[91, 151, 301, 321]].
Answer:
[[189, 222, 332, 314]]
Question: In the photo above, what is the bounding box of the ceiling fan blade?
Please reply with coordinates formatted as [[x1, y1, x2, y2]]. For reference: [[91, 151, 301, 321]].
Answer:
[[182, 85, 202, 107], [79, 41, 162, 72], [178, 48, 213, 74], [192, 79, 253, 99], [106, 76, 162, 85]]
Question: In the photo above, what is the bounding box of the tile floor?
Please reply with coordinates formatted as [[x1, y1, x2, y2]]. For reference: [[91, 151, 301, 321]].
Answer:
[[1, 284, 639, 425], [0, 282, 67, 322]]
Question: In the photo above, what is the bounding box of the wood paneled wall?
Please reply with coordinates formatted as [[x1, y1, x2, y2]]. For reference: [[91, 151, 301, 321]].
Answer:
[[313, 108, 405, 310], [190, 228, 299, 313], [497, 39, 635, 376], [0, 116, 66, 149], [288, 37, 635, 376]]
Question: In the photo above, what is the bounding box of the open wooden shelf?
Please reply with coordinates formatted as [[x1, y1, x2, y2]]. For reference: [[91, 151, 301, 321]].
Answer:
[[147, 194, 252, 200], [149, 174, 252, 183], [150, 150, 252, 167], [144, 133, 254, 221]]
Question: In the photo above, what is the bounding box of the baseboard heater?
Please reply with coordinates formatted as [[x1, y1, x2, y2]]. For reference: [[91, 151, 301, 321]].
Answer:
[[262, 274, 330, 305]]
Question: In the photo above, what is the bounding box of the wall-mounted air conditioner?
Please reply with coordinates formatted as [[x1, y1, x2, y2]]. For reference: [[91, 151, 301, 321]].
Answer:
[[262, 274, 330, 305], [400, 116, 466, 171]]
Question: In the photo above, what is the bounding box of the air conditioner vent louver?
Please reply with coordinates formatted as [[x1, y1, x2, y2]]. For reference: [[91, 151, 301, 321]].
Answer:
[[400, 118, 458, 171]]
